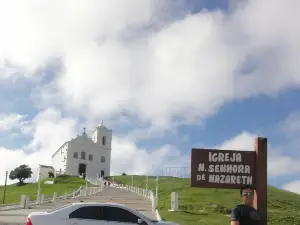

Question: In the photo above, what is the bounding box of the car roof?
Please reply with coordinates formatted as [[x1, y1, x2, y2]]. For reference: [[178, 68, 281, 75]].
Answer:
[[70, 202, 127, 207]]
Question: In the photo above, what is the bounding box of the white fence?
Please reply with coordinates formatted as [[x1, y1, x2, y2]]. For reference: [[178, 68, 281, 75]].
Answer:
[[108, 182, 157, 212], [85, 176, 103, 186], [0, 179, 104, 211], [0, 176, 158, 213]]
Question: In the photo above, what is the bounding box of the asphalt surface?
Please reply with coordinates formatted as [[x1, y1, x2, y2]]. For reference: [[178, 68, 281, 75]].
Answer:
[[0, 187, 156, 225]]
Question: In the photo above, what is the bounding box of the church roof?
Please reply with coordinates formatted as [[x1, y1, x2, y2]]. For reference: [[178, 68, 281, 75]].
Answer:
[[51, 141, 69, 158], [52, 123, 112, 158]]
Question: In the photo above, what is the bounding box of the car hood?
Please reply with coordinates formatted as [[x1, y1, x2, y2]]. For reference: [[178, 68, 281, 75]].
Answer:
[[29, 211, 48, 217]]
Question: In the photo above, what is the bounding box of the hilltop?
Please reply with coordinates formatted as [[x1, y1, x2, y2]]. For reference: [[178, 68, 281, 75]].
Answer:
[[109, 175, 300, 225], [0, 175, 90, 204]]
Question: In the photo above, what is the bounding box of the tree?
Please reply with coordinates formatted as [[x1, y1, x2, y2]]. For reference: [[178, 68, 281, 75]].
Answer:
[[122, 172, 127, 176], [9, 164, 33, 185]]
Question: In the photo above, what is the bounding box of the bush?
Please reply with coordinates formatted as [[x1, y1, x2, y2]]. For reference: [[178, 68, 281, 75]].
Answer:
[[48, 171, 55, 178], [213, 204, 232, 214]]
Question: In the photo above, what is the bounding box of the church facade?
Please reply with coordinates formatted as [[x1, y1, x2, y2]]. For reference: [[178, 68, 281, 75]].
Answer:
[[49, 122, 112, 179]]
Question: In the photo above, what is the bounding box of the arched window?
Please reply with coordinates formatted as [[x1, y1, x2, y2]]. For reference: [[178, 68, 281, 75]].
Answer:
[[102, 136, 106, 146], [88, 154, 93, 161], [81, 151, 86, 160], [101, 156, 105, 163]]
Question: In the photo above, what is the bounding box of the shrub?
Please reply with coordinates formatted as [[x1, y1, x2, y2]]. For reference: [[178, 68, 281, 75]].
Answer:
[[48, 171, 55, 178]]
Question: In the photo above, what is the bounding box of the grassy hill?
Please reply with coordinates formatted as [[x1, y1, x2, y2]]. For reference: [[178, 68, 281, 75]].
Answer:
[[0, 175, 90, 204], [109, 175, 300, 225]]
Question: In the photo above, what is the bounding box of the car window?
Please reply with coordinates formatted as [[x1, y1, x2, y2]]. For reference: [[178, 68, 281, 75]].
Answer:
[[103, 206, 141, 223], [69, 206, 105, 220]]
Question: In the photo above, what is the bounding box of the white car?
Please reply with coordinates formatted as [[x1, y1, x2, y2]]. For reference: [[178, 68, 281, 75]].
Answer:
[[26, 202, 179, 225]]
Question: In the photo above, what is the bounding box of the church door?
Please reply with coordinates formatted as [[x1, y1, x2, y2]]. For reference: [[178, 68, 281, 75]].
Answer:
[[78, 163, 87, 178]]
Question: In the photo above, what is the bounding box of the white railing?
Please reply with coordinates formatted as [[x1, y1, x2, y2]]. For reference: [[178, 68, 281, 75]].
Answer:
[[34, 185, 104, 205], [85, 176, 104, 186], [0, 179, 105, 211], [107, 181, 157, 212]]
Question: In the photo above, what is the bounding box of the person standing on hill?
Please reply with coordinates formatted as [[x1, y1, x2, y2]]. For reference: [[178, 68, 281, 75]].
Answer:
[[230, 185, 261, 225]]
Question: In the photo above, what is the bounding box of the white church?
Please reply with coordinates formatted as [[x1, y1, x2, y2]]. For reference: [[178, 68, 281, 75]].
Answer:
[[37, 122, 112, 181]]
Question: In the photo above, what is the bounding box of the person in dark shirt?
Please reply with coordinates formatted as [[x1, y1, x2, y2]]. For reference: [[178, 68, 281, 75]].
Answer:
[[230, 185, 261, 225]]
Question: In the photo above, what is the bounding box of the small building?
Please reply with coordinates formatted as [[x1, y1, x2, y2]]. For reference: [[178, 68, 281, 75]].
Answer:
[[37, 165, 55, 181], [47, 121, 112, 179]]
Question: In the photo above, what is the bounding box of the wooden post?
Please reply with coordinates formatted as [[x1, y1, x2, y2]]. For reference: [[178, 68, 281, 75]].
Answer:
[[253, 137, 268, 225], [2, 171, 8, 204]]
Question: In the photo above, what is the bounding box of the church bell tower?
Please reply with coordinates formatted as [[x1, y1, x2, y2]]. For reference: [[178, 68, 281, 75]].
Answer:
[[92, 120, 112, 150]]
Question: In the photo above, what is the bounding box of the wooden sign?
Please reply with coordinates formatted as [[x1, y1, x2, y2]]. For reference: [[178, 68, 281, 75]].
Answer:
[[191, 149, 256, 189], [190, 137, 268, 225]]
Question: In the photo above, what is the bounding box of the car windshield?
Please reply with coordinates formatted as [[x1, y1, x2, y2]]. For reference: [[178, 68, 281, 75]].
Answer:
[[47, 204, 73, 213]]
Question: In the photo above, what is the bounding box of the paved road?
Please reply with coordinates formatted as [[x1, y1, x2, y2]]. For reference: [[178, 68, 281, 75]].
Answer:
[[0, 187, 156, 225]]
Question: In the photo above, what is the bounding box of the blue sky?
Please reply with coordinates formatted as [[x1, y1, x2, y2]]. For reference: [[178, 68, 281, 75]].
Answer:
[[1, 0, 300, 193], [184, 0, 230, 12]]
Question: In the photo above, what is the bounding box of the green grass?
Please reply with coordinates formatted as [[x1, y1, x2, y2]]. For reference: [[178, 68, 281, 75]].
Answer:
[[0, 175, 91, 204], [109, 175, 300, 225]]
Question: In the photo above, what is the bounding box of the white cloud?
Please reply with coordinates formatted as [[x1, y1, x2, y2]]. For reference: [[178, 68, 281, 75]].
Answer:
[[48, 10, 239, 128], [0, 115, 298, 185], [0, 147, 53, 185], [268, 156, 300, 176], [264, 110, 300, 176], [25, 108, 78, 153], [0, 147, 27, 185], [0, 113, 27, 132], [283, 180, 300, 194], [0, 108, 78, 184], [1, 0, 300, 188], [0, 0, 299, 129], [111, 138, 183, 175], [217, 131, 257, 151], [279, 111, 300, 138], [0, 107, 188, 184], [217, 131, 300, 177]]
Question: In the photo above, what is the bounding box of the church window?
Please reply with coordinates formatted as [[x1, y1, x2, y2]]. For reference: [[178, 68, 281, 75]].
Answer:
[[81, 151, 86, 160], [74, 152, 78, 158], [101, 156, 105, 163], [102, 136, 106, 146], [89, 154, 93, 161]]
